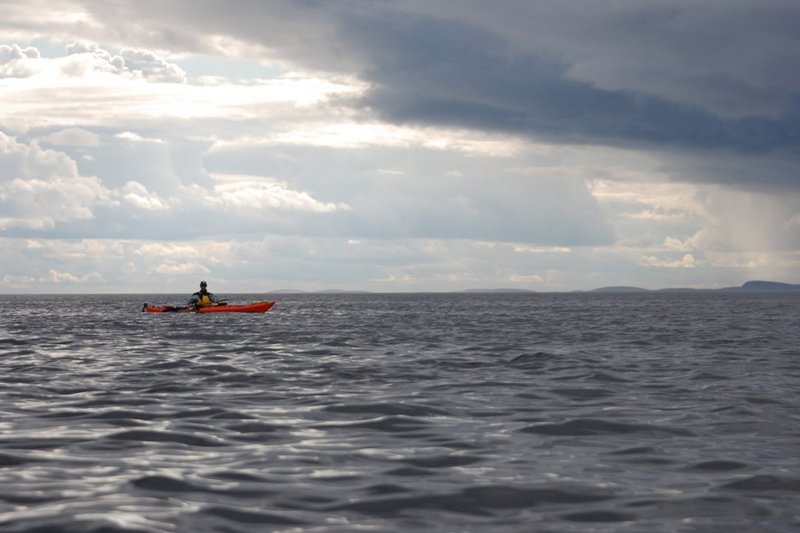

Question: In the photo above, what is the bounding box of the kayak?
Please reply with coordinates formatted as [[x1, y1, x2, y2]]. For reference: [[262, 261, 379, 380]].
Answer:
[[142, 301, 275, 313]]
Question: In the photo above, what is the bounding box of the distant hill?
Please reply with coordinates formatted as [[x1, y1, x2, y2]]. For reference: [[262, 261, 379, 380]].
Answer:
[[591, 286, 651, 293], [268, 281, 799, 294], [731, 280, 800, 292], [591, 280, 800, 293]]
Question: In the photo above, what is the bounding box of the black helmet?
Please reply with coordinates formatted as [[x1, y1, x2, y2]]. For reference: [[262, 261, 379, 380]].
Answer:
[[200, 280, 207, 287]]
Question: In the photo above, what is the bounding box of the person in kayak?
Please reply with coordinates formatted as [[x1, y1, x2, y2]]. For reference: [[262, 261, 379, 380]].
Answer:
[[189, 280, 217, 307]]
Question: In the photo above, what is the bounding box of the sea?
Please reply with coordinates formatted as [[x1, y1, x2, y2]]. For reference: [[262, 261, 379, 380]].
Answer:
[[1, 292, 798, 532]]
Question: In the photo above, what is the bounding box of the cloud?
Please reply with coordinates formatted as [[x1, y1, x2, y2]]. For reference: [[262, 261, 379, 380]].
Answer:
[[0, 133, 355, 238], [344, 8, 800, 162], [20, 1, 795, 194], [530, 1, 800, 119], [690, 188, 800, 253], [65, 41, 187, 82], [640, 253, 696, 269], [271, 122, 526, 156], [40, 127, 100, 147], [135, 241, 231, 265], [0, 43, 41, 77], [118, 181, 168, 210], [152, 262, 210, 275], [117, 48, 188, 83], [5, 120, 614, 245], [114, 131, 164, 144], [0, 43, 40, 61], [0, 132, 112, 229], [1, 2, 799, 292], [0, 42, 365, 134], [207, 174, 349, 213], [44, 268, 105, 283], [203, 140, 615, 245]]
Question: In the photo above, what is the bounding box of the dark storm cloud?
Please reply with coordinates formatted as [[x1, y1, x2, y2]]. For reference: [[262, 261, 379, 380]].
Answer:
[[341, 9, 800, 157], [34, 0, 800, 192]]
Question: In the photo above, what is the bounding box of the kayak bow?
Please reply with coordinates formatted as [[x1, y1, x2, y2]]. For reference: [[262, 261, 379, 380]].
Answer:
[[142, 301, 275, 313]]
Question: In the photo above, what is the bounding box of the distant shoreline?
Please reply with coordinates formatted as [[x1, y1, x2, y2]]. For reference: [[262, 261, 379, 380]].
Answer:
[[266, 280, 800, 294], [587, 280, 800, 294], [3, 280, 800, 296]]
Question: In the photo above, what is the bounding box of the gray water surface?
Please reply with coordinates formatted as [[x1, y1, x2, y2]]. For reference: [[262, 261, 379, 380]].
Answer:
[[1, 293, 799, 531]]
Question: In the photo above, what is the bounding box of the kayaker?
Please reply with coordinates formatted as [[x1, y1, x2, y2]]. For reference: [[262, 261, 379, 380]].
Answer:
[[189, 280, 217, 307]]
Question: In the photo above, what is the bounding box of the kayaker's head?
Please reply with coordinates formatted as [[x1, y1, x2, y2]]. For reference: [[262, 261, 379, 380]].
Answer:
[[200, 280, 207, 288]]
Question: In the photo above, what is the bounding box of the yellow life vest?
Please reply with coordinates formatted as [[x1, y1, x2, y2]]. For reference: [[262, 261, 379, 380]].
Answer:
[[197, 294, 212, 306]]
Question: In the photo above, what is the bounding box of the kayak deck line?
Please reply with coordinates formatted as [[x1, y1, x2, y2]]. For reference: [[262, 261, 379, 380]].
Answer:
[[142, 301, 276, 313]]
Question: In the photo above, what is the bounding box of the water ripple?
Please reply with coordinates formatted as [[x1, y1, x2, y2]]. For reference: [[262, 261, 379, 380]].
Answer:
[[1, 292, 799, 531]]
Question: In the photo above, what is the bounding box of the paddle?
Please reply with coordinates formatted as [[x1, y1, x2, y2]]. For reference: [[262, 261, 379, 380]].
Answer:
[[141, 297, 228, 313], [142, 303, 186, 312]]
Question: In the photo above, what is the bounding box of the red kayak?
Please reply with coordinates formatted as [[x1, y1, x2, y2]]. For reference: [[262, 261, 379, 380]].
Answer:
[[142, 301, 275, 313]]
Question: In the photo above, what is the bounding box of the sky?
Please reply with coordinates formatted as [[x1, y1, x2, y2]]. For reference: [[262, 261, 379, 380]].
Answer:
[[1, 0, 799, 293]]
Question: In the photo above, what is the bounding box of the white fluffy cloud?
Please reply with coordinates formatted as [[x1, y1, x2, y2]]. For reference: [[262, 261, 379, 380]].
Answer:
[[208, 176, 348, 213], [0, 43, 40, 77], [0, 130, 357, 238], [64, 41, 187, 82], [40, 127, 100, 147], [0, 132, 111, 228], [118, 181, 168, 210], [0, 42, 363, 134]]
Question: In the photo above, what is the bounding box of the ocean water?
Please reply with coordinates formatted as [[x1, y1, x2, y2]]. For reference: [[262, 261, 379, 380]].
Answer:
[[1, 292, 799, 532]]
